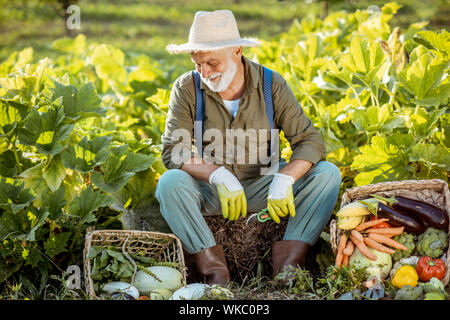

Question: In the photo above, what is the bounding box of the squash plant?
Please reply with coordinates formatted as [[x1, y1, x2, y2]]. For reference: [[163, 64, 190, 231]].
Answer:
[[0, 47, 167, 291], [251, 2, 449, 189]]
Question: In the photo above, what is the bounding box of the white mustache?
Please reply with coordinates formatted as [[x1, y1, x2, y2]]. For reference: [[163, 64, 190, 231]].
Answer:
[[207, 73, 222, 81]]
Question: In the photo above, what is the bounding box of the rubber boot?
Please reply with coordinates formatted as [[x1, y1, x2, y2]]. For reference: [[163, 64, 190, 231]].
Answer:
[[272, 240, 311, 285], [193, 244, 230, 286]]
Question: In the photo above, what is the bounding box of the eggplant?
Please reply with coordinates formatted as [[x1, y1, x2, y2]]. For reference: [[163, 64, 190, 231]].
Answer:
[[376, 202, 425, 235], [359, 198, 425, 235], [372, 195, 448, 231]]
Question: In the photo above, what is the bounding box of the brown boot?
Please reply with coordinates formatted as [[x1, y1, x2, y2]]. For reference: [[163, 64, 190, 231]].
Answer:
[[272, 240, 310, 284], [193, 244, 230, 286]]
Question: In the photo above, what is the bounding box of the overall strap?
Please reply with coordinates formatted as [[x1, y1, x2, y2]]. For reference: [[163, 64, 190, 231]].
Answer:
[[262, 66, 276, 160], [192, 71, 204, 157], [192, 67, 276, 161]]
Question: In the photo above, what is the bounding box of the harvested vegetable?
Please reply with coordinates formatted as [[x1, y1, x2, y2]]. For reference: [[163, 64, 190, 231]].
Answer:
[[369, 216, 392, 228], [392, 265, 418, 288], [350, 234, 377, 261], [350, 230, 364, 243], [355, 218, 390, 231], [367, 233, 408, 251], [415, 256, 446, 282], [170, 283, 209, 300], [336, 202, 371, 217], [349, 247, 392, 280], [391, 232, 416, 262], [363, 237, 395, 254], [150, 288, 173, 300], [416, 227, 449, 259], [365, 227, 404, 236], [337, 214, 367, 230], [134, 266, 183, 295], [424, 291, 446, 300], [421, 277, 445, 293], [371, 194, 449, 231], [342, 254, 349, 267], [394, 285, 423, 300], [335, 234, 347, 267], [359, 198, 425, 234], [343, 240, 354, 256], [102, 281, 139, 300]]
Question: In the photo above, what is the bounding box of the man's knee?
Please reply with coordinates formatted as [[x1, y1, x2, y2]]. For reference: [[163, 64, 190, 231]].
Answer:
[[312, 161, 342, 190], [155, 169, 193, 199]]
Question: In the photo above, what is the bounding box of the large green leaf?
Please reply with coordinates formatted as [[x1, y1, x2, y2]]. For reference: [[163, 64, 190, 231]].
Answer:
[[91, 145, 155, 193], [19, 162, 50, 201], [68, 185, 114, 224], [60, 135, 112, 173], [50, 80, 105, 120], [413, 30, 450, 57], [398, 46, 450, 106], [43, 232, 72, 258], [43, 155, 66, 192], [352, 104, 405, 135], [17, 107, 74, 155], [410, 143, 450, 172], [41, 185, 66, 221], [113, 168, 158, 210], [0, 177, 36, 213], [0, 207, 49, 241], [90, 44, 127, 91], [350, 135, 413, 186]]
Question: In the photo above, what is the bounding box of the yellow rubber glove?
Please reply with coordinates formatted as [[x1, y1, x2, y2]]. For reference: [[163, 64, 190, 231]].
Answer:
[[216, 184, 247, 220], [267, 173, 296, 224], [209, 167, 247, 221]]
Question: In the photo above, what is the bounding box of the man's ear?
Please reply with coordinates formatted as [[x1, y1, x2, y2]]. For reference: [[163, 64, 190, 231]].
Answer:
[[231, 46, 243, 61]]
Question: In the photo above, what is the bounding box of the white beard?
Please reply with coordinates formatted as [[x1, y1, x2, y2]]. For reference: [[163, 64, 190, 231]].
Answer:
[[200, 57, 237, 92]]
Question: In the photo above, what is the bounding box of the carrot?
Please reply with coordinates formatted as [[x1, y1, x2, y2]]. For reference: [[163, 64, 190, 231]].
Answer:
[[363, 237, 395, 254], [342, 254, 349, 267], [350, 235, 377, 261], [335, 234, 347, 267], [343, 240, 354, 256], [365, 227, 404, 236], [351, 230, 364, 243], [368, 232, 408, 250], [355, 218, 390, 231]]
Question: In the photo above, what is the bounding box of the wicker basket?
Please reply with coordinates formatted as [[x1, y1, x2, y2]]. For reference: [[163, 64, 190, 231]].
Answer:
[[83, 229, 186, 299], [329, 179, 450, 286]]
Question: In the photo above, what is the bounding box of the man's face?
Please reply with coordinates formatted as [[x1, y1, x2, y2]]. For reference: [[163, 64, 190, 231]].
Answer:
[[191, 48, 240, 92]]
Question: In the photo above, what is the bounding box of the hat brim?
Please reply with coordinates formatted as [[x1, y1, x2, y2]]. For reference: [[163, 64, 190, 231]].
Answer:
[[166, 37, 261, 54]]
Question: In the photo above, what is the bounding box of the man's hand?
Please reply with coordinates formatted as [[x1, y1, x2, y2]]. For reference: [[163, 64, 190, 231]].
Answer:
[[209, 166, 247, 220], [267, 173, 296, 224]]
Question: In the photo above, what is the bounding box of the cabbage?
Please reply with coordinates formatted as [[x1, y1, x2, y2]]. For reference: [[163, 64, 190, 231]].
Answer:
[[349, 247, 392, 280]]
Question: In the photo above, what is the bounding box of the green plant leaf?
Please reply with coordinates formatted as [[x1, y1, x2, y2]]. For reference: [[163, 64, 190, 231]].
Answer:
[[91, 145, 155, 193], [0, 207, 49, 241], [17, 107, 74, 155], [410, 143, 450, 171], [68, 185, 114, 224], [413, 30, 450, 57], [43, 232, 72, 258], [60, 135, 112, 173], [41, 185, 66, 221], [43, 155, 66, 192], [398, 45, 450, 106], [0, 177, 36, 213], [51, 80, 105, 119], [350, 135, 413, 186]]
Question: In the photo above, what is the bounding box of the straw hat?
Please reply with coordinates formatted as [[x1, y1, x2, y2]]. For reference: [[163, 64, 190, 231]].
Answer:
[[166, 10, 261, 54]]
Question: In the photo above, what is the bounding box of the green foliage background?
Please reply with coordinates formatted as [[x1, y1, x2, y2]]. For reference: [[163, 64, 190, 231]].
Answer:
[[0, 0, 448, 299]]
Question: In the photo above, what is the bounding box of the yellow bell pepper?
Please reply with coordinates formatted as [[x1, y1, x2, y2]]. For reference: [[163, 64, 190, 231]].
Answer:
[[392, 265, 418, 288]]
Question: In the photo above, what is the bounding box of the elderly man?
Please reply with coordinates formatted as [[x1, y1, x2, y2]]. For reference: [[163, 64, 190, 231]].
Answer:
[[155, 10, 341, 286]]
